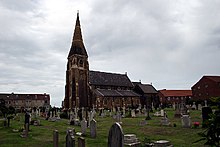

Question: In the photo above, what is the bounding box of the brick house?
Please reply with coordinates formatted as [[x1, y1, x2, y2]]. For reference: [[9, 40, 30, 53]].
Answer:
[[158, 89, 192, 105], [191, 76, 220, 101], [0, 93, 50, 110]]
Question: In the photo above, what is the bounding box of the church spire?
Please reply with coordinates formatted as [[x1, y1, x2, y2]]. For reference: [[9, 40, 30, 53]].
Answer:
[[68, 11, 88, 57]]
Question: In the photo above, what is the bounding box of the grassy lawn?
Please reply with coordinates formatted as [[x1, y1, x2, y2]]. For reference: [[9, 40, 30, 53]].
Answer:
[[0, 108, 206, 147]]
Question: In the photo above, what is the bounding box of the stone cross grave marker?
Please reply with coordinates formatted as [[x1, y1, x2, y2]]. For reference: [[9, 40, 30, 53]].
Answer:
[[192, 102, 197, 110], [90, 119, 97, 138], [108, 122, 124, 147]]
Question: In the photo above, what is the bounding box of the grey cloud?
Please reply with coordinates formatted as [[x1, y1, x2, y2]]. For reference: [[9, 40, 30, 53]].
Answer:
[[1, 0, 220, 106]]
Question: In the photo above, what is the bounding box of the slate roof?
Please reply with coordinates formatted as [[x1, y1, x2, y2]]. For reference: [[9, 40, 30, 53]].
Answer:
[[137, 84, 158, 94], [0, 93, 50, 100], [68, 13, 88, 57], [192, 75, 220, 88], [205, 76, 220, 83], [159, 90, 192, 97], [94, 89, 140, 97], [89, 71, 133, 87]]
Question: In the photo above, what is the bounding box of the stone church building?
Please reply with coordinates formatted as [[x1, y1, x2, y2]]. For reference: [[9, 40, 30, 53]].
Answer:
[[63, 13, 143, 110]]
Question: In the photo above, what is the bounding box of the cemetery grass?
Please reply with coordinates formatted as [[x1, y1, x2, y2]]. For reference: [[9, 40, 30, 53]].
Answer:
[[0, 109, 206, 147]]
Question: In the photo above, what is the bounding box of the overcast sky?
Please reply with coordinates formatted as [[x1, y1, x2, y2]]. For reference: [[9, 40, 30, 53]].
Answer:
[[0, 0, 220, 107]]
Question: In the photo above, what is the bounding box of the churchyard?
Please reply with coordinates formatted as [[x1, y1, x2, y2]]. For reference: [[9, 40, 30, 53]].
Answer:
[[0, 107, 208, 147]]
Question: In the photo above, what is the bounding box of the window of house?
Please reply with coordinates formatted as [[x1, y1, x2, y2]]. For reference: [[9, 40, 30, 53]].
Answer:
[[198, 86, 200, 89], [205, 84, 208, 88], [104, 99, 107, 105], [167, 97, 170, 101]]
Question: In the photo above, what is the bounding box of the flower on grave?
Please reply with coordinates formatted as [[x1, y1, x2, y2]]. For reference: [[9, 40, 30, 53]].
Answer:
[[193, 122, 200, 128]]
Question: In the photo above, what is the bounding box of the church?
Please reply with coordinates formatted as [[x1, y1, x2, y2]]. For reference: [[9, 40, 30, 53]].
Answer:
[[63, 13, 155, 111]]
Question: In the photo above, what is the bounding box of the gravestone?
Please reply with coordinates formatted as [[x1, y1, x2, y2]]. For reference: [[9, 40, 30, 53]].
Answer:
[[113, 107, 116, 113], [124, 134, 141, 146], [139, 119, 147, 126], [81, 118, 87, 136], [181, 115, 191, 128], [88, 111, 92, 128], [204, 100, 208, 107], [57, 111, 61, 120], [108, 123, 124, 147], [90, 119, 97, 138], [78, 137, 85, 147], [180, 101, 187, 115], [24, 112, 30, 131], [142, 106, 147, 116], [198, 104, 202, 111], [154, 111, 161, 117], [116, 111, 122, 124], [173, 102, 176, 110], [74, 108, 78, 119], [53, 130, 58, 147], [191, 102, 197, 110], [21, 123, 29, 138], [66, 129, 75, 147], [161, 115, 170, 126], [154, 140, 172, 147], [122, 106, 126, 117], [160, 109, 165, 117], [202, 107, 212, 128], [131, 109, 136, 118], [174, 108, 181, 118]]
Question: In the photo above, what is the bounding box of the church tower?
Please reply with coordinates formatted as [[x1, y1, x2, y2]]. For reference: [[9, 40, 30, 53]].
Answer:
[[64, 12, 89, 110]]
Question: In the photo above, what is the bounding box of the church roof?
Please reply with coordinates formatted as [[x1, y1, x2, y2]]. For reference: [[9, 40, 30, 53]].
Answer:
[[89, 71, 133, 88], [94, 89, 140, 97], [68, 12, 88, 57]]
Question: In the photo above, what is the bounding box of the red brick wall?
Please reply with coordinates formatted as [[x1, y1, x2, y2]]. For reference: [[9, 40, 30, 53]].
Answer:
[[192, 77, 220, 100]]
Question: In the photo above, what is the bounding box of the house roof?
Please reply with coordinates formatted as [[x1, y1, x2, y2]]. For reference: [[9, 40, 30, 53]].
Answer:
[[159, 90, 192, 97], [94, 89, 140, 97], [205, 76, 220, 83], [89, 71, 133, 87], [192, 75, 220, 88], [0, 93, 50, 100], [136, 84, 158, 94]]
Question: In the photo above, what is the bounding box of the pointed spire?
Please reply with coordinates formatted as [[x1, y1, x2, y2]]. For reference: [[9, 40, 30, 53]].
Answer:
[[68, 11, 88, 57]]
